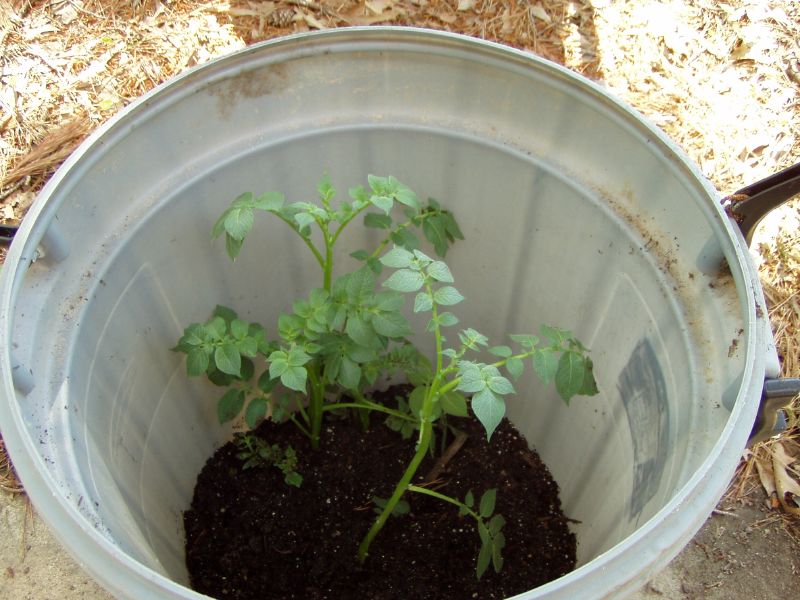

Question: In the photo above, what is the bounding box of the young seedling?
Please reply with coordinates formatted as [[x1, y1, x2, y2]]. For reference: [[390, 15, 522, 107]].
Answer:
[[235, 432, 303, 487], [174, 174, 598, 582]]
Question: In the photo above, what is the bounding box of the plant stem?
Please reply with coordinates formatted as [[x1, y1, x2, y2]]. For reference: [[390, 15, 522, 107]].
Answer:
[[358, 286, 445, 563], [322, 400, 417, 423], [407, 485, 478, 520], [369, 218, 415, 260], [357, 413, 433, 562], [322, 226, 334, 292], [273, 212, 326, 269], [288, 414, 312, 439], [306, 364, 325, 449]]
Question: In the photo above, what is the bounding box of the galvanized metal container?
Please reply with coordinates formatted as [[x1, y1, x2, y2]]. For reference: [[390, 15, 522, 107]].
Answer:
[[0, 28, 777, 598]]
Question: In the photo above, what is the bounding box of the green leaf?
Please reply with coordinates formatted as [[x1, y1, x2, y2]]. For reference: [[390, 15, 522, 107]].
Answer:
[[372, 312, 411, 338], [173, 324, 204, 352], [441, 211, 464, 243], [213, 305, 238, 324], [433, 286, 464, 306], [268, 351, 288, 378], [372, 496, 411, 517], [206, 317, 226, 340], [285, 471, 303, 487], [350, 249, 369, 261], [492, 539, 504, 573], [426, 261, 454, 283], [374, 291, 404, 312], [338, 356, 361, 390], [383, 269, 425, 292], [225, 233, 244, 260], [224, 205, 254, 240], [252, 191, 284, 211], [459, 328, 488, 348], [380, 246, 415, 269], [488, 513, 506, 536], [489, 346, 512, 358], [456, 362, 485, 393], [295, 211, 316, 231], [364, 213, 393, 229], [367, 174, 388, 193], [506, 357, 524, 381], [239, 356, 255, 380], [304, 341, 322, 355], [367, 257, 382, 274], [237, 336, 258, 358], [479, 489, 497, 518], [370, 194, 393, 214], [487, 375, 514, 396], [414, 292, 433, 313], [323, 352, 341, 383], [579, 357, 599, 396], [287, 346, 311, 367], [412, 249, 434, 265], [465, 490, 475, 508], [532, 347, 559, 384], [555, 350, 586, 403], [423, 215, 451, 257], [541, 324, 571, 345], [393, 182, 420, 210], [245, 397, 267, 429], [391, 228, 420, 251], [436, 312, 459, 327], [346, 343, 378, 363], [278, 314, 303, 341], [408, 386, 427, 417], [440, 391, 469, 417], [476, 539, 492, 580], [211, 209, 228, 240], [281, 365, 308, 392], [346, 267, 376, 304], [230, 318, 249, 339], [509, 333, 539, 350], [317, 174, 335, 201], [186, 347, 210, 377], [257, 369, 278, 393], [345, 315, 374, 347], [217, 389, 244, 424], [472, 388, 505, 441], [349, 185, 369, 207], [207, 364, 234, 387], [215, 343, 241, 376]]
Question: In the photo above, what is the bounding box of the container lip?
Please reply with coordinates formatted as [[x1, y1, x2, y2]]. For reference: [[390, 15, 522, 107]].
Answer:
[[0, 26, 765, 599]]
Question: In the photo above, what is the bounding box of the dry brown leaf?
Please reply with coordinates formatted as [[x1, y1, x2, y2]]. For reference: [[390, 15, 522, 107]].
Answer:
[[365, 0, 394, 14], [530, 3, 552, 24], [303, 11, 327, 29], [772, 443, 800, 515], [755, 453, 777, 496]]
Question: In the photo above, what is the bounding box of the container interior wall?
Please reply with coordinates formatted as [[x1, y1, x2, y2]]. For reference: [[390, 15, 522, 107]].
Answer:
[[9, 37, 748, 588]]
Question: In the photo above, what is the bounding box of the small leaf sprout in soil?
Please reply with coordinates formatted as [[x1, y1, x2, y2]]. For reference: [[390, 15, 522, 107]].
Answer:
[[173, 174, 599, 580]]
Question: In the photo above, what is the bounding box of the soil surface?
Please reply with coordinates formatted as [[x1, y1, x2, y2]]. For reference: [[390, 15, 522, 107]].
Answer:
[[184, 399, 576, 599]]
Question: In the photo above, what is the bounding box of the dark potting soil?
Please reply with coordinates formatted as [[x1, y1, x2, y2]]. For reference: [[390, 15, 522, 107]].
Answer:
[[185, 392, 577, 599]]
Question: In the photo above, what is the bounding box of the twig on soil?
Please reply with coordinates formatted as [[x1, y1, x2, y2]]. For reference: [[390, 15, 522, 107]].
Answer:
[[712, 508, 742, 518], [424, 430, 468, 483]]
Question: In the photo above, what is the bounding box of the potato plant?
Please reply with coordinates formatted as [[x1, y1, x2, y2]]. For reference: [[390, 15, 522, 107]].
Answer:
[[173, 174, 598, 578]]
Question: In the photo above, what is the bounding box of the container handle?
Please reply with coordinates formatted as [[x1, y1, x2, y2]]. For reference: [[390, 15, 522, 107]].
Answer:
[[723, 161, 800, 245], [748, 378, 800, 446]]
